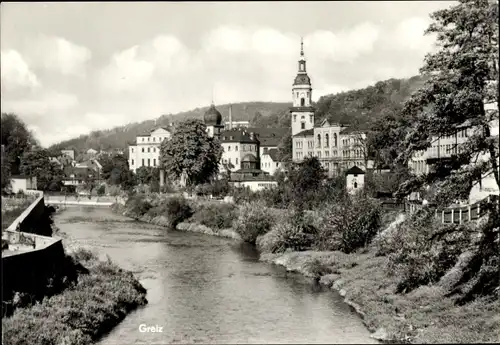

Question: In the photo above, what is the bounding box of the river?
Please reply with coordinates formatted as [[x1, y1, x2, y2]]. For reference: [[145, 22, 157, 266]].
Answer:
[[55, 207, 378, 344]]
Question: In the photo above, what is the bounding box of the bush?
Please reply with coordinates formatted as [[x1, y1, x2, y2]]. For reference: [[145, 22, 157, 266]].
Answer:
[[190, 202, 238, 230], [147, 196, 193, 228], [124, 194, 153, 219], [384, 208, 475, 294], [314, 195, 381, 254], [233, 201, 276, 243], [96, 185, 106, 196], [257, 208, 319, 253]]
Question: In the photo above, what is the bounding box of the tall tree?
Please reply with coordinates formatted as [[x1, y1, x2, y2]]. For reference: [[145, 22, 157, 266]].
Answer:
[[395, 0, 499, 304], [288, 156, 327, 209], [159, 119, 223, 187], [19, 149, 64, 191], [277, 130, 293, 164], [396, 0, 499, 206], [1, 113, 37, 175]]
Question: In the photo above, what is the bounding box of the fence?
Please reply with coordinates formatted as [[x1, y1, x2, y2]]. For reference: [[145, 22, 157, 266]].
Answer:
[[405, 194, 499, 224]]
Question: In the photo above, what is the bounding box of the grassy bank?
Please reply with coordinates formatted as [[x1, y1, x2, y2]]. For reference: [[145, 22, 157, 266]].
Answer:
[[2, 248, 148, 345], [261, 250, 499, 343]]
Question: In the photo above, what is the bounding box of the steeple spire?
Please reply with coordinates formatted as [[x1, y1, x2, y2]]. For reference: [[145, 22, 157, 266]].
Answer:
[[300, 36, 304, 57]]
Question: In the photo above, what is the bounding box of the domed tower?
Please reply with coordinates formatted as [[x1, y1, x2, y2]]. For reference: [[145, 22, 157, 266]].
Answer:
[[291, 37, 315, 136], [204, 103, 224, 139]]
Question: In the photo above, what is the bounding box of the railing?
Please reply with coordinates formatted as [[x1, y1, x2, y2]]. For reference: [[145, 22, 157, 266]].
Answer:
[[405, 194, 499, 224]]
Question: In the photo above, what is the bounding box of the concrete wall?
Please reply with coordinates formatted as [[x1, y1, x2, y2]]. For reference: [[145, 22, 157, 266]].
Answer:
[[2, 189, 70, 304], [6, 190, 46, 234]]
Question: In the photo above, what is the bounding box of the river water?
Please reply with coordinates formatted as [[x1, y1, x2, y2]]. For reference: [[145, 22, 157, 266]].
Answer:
[[55, 207, 378, 344]]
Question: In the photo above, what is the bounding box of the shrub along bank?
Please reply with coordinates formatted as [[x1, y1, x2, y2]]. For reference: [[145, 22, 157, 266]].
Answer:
[[2, 248, 148, 345], [112, 191, 499, 343]]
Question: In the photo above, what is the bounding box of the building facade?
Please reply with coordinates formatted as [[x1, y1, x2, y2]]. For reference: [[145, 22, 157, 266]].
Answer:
[[128, 127, 172, 173], [290, 41, 369, 177]]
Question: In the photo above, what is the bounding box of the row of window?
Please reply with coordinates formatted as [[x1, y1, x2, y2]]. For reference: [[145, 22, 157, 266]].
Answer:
[[131, 158, 157, 167], [131, 147, 158, 154], [139, 136, 167, 143], [412, 160, 427, 174], [262, 162, 280, 169], [224, 144, 257, 152], [294, 149, 364, 159]]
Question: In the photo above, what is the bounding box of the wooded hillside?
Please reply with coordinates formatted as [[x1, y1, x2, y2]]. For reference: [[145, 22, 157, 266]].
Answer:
[[49, 75, 427, 152]]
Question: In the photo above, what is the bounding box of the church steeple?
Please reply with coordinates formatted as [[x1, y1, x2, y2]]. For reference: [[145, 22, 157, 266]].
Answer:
[[290, 37, 314, 136], [298, 37, 307, 74]]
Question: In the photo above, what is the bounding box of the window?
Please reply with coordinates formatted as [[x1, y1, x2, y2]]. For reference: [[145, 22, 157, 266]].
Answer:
[[293, 115, 297, 122], [131, 148, 134, 153], [142, 148, 145, 153], [310, 115, 313, 123], [317, 134, 321, 148], [148, 137, 150, 142], [276, 163, 279, 167], [147, 147, 150, 153], [153, 148, 156, 153], [147, 159, 150, 166], [236, 158, 238, 164], [301, 122, 305, 129], [354, 182, 358, 188], [131, 159, 135, 165], [325, 151, 329, 157], [301, 98, 305, 106], [153, 137, 156, 142], [228, 145, 231, 151], [142, 159, 145, 166], [235, 145, 239, 151], [153, 159, 156, 166], [325, 133, 329, 147], [142, 138, 145, 142], [229, 158, 232, 164]]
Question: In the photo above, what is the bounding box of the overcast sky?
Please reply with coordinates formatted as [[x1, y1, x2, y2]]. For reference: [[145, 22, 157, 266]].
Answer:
[[1, 1, 455, 147]]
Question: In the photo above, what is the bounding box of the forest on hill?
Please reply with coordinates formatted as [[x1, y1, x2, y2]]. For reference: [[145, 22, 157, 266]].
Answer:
[[49, 75, 427, 153]]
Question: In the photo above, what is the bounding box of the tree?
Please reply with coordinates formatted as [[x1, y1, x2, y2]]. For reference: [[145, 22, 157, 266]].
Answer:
[[1, 113, 37, 175], [394, 0, 499, 304], [288, 157, 327, 209], [159, 119, 223, 187], [277, 129, 293, 164], [101, 154, 130, 186], [19, 149, 64, 191], [396, 0, 499, 206]]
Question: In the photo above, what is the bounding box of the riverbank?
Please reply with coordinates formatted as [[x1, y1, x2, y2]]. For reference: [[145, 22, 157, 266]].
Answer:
[[111, 197, 242, 240], [260, 250, 500, 344], [2, 248, 148, 345], [111, 194, 499, 343]]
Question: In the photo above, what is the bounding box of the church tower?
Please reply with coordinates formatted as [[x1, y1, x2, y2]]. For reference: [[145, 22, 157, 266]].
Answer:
[[290, 38, 314, 136]]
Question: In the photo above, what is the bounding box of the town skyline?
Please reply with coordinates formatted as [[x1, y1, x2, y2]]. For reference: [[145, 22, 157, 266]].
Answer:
[[1, 1, 455, 146]]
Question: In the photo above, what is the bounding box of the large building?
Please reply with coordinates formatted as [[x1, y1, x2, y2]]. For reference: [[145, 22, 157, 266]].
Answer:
[[290, 39, 369, 177], [128, 126, 172, 173]]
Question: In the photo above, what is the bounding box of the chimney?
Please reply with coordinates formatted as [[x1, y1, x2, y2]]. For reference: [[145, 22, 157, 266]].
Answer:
[[250, 132, 254, 140], [228, 104, 233, 130]]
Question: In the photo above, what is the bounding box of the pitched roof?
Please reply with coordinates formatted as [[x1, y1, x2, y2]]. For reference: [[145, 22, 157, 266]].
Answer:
[[262, 148, 280, 161], [345, 166, 365, 175], [245, 127, 289, 138], [293, 128, 314, 137], [220, 130, 259, 143]]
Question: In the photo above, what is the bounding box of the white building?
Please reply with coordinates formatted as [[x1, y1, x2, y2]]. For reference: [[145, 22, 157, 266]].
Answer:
[[290, 39, 369, 177], [345, 166, 365, 195], [61, 149, 75, 160], [261, 148, 283, 176], [128, 127, 172, 173], [10, 176, 37, 193]]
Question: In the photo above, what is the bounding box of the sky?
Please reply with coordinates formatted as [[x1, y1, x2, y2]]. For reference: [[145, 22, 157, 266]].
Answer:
[[0, 1, 456, 147]]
